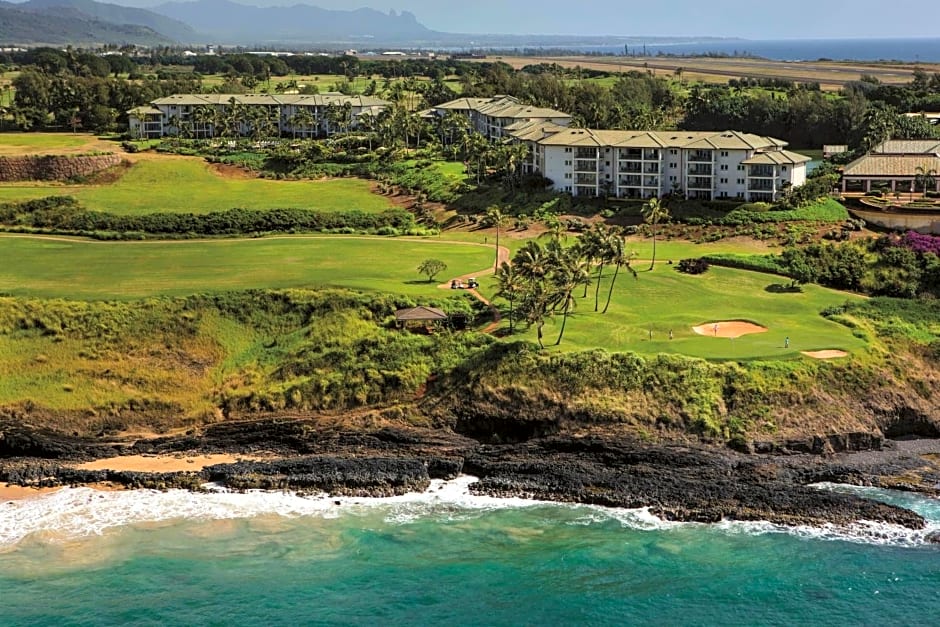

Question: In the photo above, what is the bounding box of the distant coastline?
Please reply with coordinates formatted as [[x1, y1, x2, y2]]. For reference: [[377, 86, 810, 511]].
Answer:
[[438, 37, 940, 63]]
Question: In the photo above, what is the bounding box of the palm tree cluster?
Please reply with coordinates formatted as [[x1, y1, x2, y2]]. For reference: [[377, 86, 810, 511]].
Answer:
[[496, 224, 637, 348]]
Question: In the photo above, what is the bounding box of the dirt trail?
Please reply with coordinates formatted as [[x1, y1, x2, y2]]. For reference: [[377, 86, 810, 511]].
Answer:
[[438, 244, 510, 334]]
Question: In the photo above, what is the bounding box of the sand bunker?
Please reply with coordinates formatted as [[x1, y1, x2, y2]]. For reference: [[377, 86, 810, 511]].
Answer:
[[692, 321, 768, 339], [801, 350, 849, 359]]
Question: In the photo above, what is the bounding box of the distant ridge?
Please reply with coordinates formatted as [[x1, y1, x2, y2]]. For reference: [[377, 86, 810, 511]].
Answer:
[[0, 0, 176, 45], [152, 0, 433, 44], [16, 0, 201, 43]]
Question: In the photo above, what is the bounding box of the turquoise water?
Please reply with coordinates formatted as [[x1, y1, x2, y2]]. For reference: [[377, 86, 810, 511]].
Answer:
[[2, 480, 939, 626]]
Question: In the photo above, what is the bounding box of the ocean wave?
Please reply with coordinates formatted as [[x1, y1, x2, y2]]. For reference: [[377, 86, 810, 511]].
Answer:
[[2, 477, 937, 549]]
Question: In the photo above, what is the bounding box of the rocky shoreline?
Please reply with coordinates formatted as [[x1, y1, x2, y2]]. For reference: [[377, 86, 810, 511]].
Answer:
[[2, 417, 939, 532]]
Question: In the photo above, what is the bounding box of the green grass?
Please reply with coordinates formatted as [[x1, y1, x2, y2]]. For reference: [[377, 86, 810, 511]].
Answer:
[[485, 265, 867, 360], [0, 158, 393, 214], [0, 235, 494, 299], [0, 132, 96, 154]]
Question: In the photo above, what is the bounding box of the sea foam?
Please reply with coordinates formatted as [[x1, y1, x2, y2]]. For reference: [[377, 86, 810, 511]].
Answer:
[[2, 477, 937, 549]]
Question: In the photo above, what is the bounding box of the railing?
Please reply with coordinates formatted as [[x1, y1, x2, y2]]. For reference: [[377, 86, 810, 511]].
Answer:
[[688, 152, 712, 163], [575, 174, 597, 185], [619, 175, 642, 187], [688, 177, 712, 190], [575, 150, 597, 159], [644, 164, 660, 174], [643, 150, 660, 160], [619, 163, 642, 173], [748, 166, 776, 178], [688, 165, 712, 176], [619, 149, 643, 159], [575, 160, 599, 172], [644, 177, 660, 187], [748, 182, 776, 192]]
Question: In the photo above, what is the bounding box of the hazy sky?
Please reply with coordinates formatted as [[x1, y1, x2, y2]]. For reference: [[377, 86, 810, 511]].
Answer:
[[62, 0, 940, 38]]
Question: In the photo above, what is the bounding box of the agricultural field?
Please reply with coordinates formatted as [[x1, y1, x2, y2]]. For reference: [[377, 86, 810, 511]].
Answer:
[[0, 234, 493, 299], [0, 157, 394, 214], [486, 55, 937, 90]]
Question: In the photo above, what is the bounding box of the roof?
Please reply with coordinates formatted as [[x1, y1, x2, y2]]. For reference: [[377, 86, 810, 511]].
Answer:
[[150, 93, 391, 108], [523, 127, 790, 151], [434, 95, 570, 121], [394, 307, 448, 322], [842, 154, 940, 177], [741, 150, 812, 166], [872, 139, 940, 155], [127, 106, 162, 116]]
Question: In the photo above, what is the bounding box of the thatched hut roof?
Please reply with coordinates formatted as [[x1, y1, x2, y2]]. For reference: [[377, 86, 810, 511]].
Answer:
[[394, 306, 448, 322]]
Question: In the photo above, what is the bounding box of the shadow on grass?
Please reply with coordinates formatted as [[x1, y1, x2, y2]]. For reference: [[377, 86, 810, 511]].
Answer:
[[403, 280, 440, 285], [765, 283, 803, 294]]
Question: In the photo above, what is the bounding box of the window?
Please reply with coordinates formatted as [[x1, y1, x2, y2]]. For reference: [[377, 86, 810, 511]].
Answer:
[[605, 161, 610, 166], [565, 172, 572, 179], [669, 175, 677, 182], [721, 151, 729, 157], [720, 178, 728, 184], [720, 164, 728, 171], [737, 178, 745, 185], [782, 166, 788, 172], [738, 165, 745, 171], [564, 160, 571, 166], [670, 163, 677, 169], [565, 147, 572, 153], [670, 149, 678, 155]]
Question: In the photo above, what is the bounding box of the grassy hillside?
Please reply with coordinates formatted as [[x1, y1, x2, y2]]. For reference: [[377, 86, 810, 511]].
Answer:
[[0, 159, 393, 215]]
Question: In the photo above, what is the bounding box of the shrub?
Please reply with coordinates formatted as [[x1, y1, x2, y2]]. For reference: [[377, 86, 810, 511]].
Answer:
[[676, 258, 710, 275]]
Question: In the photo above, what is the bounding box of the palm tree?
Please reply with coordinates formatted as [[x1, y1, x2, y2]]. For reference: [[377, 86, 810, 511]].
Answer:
[[552, 248, 592, 346], [494, 262, 523, 334], [914, 165, 938, 201], [486, 206, 508, 270], [602, 232, 638, 314], [641, 197, 670, 271]]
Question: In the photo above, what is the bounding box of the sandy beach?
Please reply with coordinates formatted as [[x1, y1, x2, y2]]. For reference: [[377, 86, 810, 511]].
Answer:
[[71, 454, 263, 473], [0, 485, 62, 501]]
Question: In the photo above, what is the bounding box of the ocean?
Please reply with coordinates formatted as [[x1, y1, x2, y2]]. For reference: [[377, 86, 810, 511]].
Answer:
[[2, 477, 939, 625], [548, 38, 940, 63]]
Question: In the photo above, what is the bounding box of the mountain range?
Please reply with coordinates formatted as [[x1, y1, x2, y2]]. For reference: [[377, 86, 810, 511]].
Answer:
[[0, 0, 443, 46]]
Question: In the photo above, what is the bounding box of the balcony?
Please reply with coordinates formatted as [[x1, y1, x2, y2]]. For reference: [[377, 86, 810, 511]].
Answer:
[[688, 151, 713, 163], [748, 166, 776, 178], [644, 164, 660, 174], [618, 175, 642, 187], [619, 149, 643, 160], [748, 181, 776, 192], [575, 185, 598, 197], [575, 160, 599, 172], [619, 162, 642, 173], [688, 177, 712, 190], [575, 173, 597, 185], [644, 176, 660, 187], [575, 149, 597, 159], [643, 149, 660, 160], [688, 164, 712, 176]]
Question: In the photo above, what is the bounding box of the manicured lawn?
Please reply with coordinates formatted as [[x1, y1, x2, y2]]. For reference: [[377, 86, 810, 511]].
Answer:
[[0, 235, 493, 299], [484, 265, 867, 360], [0, 158, 393, 214], [0, 132, 98, 155]]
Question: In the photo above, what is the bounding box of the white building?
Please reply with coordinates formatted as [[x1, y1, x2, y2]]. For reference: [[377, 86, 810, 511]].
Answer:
[[509, 125, 810, 203], [127, 93, 391, 139], [431, 95, 572, 141]]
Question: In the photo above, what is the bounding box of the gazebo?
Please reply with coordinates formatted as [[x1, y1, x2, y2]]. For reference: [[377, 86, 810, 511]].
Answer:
[[394, 306, 448, 330]]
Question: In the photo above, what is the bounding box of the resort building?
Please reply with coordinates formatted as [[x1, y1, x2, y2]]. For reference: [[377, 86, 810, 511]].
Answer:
[[430, 95, 572, 141], [127, 93, 391, 139], [841, 140, 940, 194], [508, 125, 810, 202]]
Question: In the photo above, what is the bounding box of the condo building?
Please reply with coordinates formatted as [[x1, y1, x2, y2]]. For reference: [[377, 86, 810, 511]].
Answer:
[[127, 93, 391, 139], [429, 95, 572, 140]]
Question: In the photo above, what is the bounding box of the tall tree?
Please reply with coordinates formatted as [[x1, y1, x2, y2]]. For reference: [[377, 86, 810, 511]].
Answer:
[[495, 262, 523, 334], [642, 198, 670, 271], [602, 232, 639, 314], [486, 206, 508, 270]]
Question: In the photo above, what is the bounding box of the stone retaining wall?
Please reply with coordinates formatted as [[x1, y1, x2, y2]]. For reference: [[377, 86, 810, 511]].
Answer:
[[0, 154, 123, 182]]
